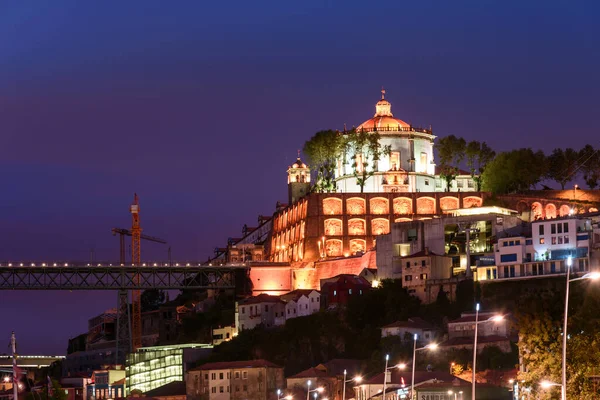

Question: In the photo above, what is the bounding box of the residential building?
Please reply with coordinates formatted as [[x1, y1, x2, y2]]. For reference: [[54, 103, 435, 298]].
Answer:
[[126, 344, 213, 394], [280, 290, 321, 319], [376, 207, 524, 282], [440, 312, 512, 353], [61, 375, 93, 400], [286, 359, 362, 400], [186, 360, 284, 400], [212, 326, 237, 346], [87, 368, 126, 400], [491, 216, 594, 281], [380, 318, 438, 343], [235, 294, 286, 332], [397, 248, 454, 303], [353, 370, 468, 400], [144, 381, 186, 400], [320, 275, 371, 309]]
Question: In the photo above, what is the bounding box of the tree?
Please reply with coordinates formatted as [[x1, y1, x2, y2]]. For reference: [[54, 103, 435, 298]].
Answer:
[[303, 130, 344, 193], [546, 148, 580, 189], [141, 289, 166, 312], [434, 135, 466, 190], [466, 141, 496, 191], [579, 145, 600, 189], [344, 129, 391, 193], [481, 148, 547, 194]]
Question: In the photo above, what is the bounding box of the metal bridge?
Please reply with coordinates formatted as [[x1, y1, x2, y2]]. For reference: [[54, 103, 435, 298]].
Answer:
[[0, 262, 248, 290]]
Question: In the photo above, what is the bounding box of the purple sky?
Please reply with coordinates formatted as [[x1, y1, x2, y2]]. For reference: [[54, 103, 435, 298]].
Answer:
[[1, 1, 599, 355]]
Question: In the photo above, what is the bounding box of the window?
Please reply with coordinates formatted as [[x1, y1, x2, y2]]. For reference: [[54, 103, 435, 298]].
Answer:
[[211, 388, 216, 394], [515, 240, 520, 245], [421, 260, 426, 267], [468, 179, 474, 188], [243, 385, 248, 391], [564, 223, 569, 233], [510, 266, 515, 277], [552, 237, 557, 245], [558, 223, 563, 234], [242, 371, 248, 379], [540, 238, 545, 244], [551, 262, 556, 273], [235, 372, 240, 379], [359, 290, 363, 295], [558, 236, 563, 244], [503, 266, 509, 277], [219, 373, 224, 379], [420, 273, 428, 280], [211, 373, 216, 380], [406, 261, 410, 268], [205, 374, 208, 380], [227, 372, 230, 379], [349, 289, 353, 295], [241, 307, 245, 314], [405, 275, 412, 281], [305, 304, 308, 309], [425, 179, 430, 186], [539, 225, 544, 235], [500, 254, 517, 263], [502, 242, 508, 247], [265, 305, 269, 312], [227, 386, 230, 393], [236, 386, 240, 392], [564, 236, 570, 244], [311, 297, 314, 302], [287, 309, 290, 315], [333, 290, 337, 296], [509, 241, 514, 246], [457, 179, 463, 188], [526, 239, 532, 245], [219, 386, 224, 393], [551, 224, 556, 234], [390, 152, 400, 170]]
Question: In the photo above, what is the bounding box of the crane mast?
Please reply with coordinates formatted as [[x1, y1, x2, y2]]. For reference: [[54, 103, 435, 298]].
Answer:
[[130, 194, 142, 351]]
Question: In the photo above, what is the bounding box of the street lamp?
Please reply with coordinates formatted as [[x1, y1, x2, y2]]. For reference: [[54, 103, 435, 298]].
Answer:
[[342, 369, 362, 400], [382, 354, 389, 400], [447, 390, 457, 400], [411, 334, 438, 400], [306, 381, 323, 400], [540, 380, 562, 390], [277, 389, 292, 400], [561, 257, 600, 400], [472, 303, 504, 400]]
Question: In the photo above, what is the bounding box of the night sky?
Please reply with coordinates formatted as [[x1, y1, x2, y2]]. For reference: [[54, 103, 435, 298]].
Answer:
[[1, 1, 599, 355]]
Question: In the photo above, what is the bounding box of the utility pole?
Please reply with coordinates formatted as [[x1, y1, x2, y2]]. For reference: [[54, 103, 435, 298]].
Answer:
[[11, 332, 17, 400]]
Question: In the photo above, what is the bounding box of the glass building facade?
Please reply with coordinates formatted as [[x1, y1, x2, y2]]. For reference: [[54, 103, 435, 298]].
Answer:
[[126, 344, 212, 394]]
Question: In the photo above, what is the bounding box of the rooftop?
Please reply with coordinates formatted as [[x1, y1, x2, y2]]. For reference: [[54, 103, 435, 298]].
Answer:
[[192, 359, 281, 371], [144, 381, 186, 397], [382, 317, 436, 330], [238, 293, 286, 305], [362, 370, 461, 386]]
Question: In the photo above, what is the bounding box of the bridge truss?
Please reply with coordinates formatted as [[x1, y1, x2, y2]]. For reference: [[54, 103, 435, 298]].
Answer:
[[0, 262, 246, 290]]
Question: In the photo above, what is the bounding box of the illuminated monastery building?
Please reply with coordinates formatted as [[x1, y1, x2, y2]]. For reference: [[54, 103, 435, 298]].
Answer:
[[211, 90, 491, 294]]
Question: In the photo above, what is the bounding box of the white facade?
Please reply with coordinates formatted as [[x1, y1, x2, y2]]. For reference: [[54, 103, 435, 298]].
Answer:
[[212, 326, 237, 346], [447, 312, 509, 339], [283, 290, 320, 319], [333, 91, 478, 194], [381, 318, 437, 344], [235, 296, 286, 332]]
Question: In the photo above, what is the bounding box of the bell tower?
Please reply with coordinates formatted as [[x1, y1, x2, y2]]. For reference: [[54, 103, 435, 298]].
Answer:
[[287, 151, 311, 204]]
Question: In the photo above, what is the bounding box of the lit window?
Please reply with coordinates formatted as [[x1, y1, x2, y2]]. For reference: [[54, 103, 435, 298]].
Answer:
[[540, 238, 545, 244], [349, 289, 353, 295], [334, 290, 337, 296]]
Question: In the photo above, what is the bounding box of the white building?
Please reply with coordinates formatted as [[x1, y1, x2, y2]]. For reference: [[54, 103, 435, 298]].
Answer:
[[447, 312, 509, 339], [186, 360, 284, 400], [334, 90, 478, 194], [235, 294, 286, 332], [280, 289, 321, 319], [381, 318, 438, 344], [491, 216, 593, 280], [212, 326, 237, 346]]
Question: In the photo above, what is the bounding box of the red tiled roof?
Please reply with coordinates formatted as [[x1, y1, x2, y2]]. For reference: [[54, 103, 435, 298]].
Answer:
[[280, 289, 319, 302], [400, 249, 443, 258], [382, 317, 436, 330], [363, 370, 459, 386], [440, 335, 510, 347], [448, 312, 503, 323], [321, 274, 371, 287], [289, 367, 330, 379], [238, 294, 285, 305], [192, 359, 281, 371]]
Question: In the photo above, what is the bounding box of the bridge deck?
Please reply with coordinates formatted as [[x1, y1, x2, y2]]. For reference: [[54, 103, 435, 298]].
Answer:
[[0, 262, 248, 290]]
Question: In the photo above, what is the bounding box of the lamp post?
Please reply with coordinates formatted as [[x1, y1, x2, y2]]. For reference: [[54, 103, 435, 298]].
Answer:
[[306, 381, 324, 400], [561, 257, 600, 400], [342, 370, 362, 400], [411, 334, 438, 400], [541, 380, 562, 391], [382, 354, 389, 400], [471, 304, 504, 400]]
